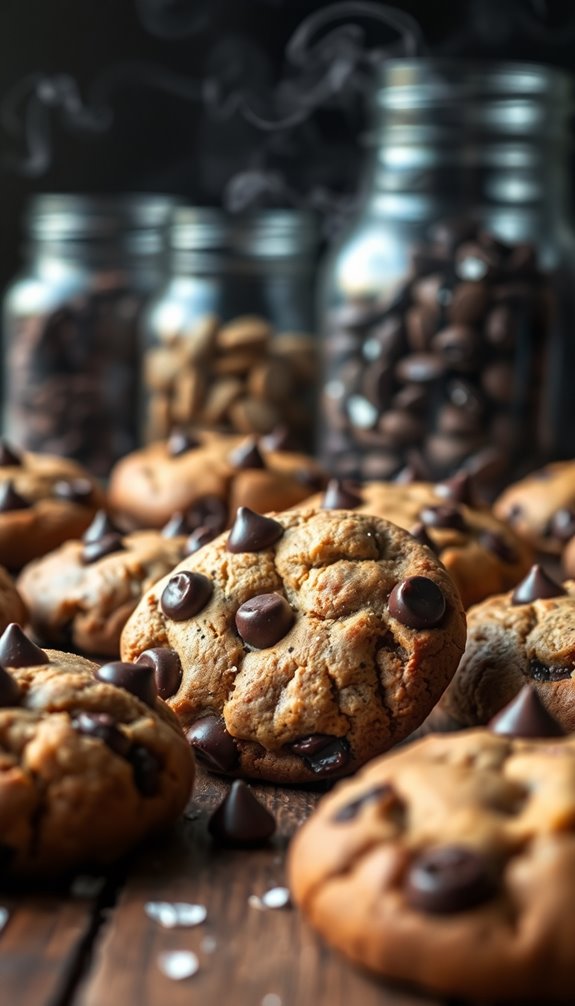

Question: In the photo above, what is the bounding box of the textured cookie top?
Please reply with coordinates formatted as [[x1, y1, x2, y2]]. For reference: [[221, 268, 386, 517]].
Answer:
[[121, 507, 466, 783], [301, 477, 532, 608], [107, 430, 325, 529], [494, 460, 575, 555], [0, 635, 194, 873], [289, 726, 575, 1002]]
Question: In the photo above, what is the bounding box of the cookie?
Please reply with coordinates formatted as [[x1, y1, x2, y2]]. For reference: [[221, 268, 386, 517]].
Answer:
[[289, 695, 575, 1002], [494, 460, 575, 555], [0, 623, 194, 874], [438, 564, 575, 731], [300, 476, 532, 608], [0, 566, 27, 632], [0, 440, 105, 570], [17, 511, 188, 657], [107, 428, 326, 530], [120, 507, 466, 784]]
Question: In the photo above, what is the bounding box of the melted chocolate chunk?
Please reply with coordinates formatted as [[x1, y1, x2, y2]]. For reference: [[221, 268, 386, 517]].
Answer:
[[291, 734, 350, 777], [0, 441, 22, 467], [489, 685, 565, 738], [227, 507, 284, 553], [136, 648, 183, 700], [96, 661, 157, 707], [321, 478, 363, 510], [129, 745, 161, 796], [511, 565, 566, 605], [184, 525, 218, 555], [0, 665, 21, 707], [228, 437, 265, 470], [388, 577, 446, 629], [82, 511, 122, 544], [549, 508, 575, 543], [332, 783, 397, 822], [478, 530, 518, 564], [409, 522, 439, 554], [419, 504, 467, 532], [0, 624, 49, 668], [161, 512, 190, 538], [160, 571, 213, 621], [167, 429, 200, 457], [208, 780, 276, 846], [186, 715, 239, 772], [235, 593, 294, 649], [0, 482, 29, 512], [435, 472, 476, 507], [528, 661, 573, 682], [71, 712, 131, 757], [405, 845, 495, 914], [53, 478, 94, 504], [82, 533, 125, 565]]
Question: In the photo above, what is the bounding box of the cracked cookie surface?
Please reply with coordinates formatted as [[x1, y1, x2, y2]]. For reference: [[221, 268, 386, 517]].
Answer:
[[289, 728, 575, 1003], [120, 507, 466, 784]]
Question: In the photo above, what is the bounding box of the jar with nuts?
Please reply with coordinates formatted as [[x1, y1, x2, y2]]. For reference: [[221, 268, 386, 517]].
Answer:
[[319, 60, 575, 489], [142, 207, 318, 448]]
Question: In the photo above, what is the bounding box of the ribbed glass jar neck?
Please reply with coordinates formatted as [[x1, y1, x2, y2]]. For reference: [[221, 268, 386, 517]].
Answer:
[[363, 59, 573, 224]]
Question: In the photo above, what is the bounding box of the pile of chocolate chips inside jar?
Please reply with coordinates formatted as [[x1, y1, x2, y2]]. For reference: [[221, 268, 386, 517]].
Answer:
[[321, 222, 552, 489]]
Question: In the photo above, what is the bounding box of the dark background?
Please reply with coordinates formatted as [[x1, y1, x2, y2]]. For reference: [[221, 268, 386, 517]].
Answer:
[[0, 0, 574, 291]]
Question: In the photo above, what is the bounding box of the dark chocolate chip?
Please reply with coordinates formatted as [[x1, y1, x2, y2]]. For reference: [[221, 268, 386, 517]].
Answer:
[[186, 715, 239, 772], [489, 685, 565, 738], [511, 564, 566, 604], [409, 523, 439, 554], [434, 473, 476, 507], [0, 481, 30, 512], [71, 712, 131, 757], [186, 496, 228, 534], [0, 624, 49, 668], [293, 468, 325, 491], [321, 478, 363, 510], [235, 593, 294, 649], [478, 530, 518, 565], [0, 442, 22, 467], [53, 478, 94, 504], [259, 426, 296, 452], [291, 735, 351, 777], [184, 525, 218, 555], [136, 648, 182, 700], [0, 665, 21, 707], [388, 577, 446, 629], [405, 845, 494, 914], [82, 533, 125, 565], [129, 745, 161, 796], [208, 780, 276, 846], [95, 661, 157, 706], [419, 504, 467, 532], [529, 660, 573, 683], [161, 512, 190, 538], [82, 510, 122, 544], [167, 429, 200, 457], [549, 508, 575, 543], [228, 437, 265, 470], [395, 353, 445, 384], [227, 507, 284, 553], [332, 783, 397, 822], [160, 571, 213, 621]]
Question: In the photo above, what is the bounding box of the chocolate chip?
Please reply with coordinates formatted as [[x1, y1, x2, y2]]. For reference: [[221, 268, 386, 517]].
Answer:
[[292, 735, 351, 776], [405, 845, 494, 914], [0, 442, 22, 467], [186, 715, 239, 772], [549, 508, 575, 543], [321, 478, 363, 510], [96, 661, 157, 706], [71, 712, 131, 757], [388, 577, 446, 629], [0, 665, 21, 707], [82, 533, 125, 564], [409, 523, 439, 554], [228, 437, 265, 470], [235, 593, 294, 649], [478, 530, 518, 564], [186, 496, 228, 534], [511, 565, 566, 604], [332, 783, 398, 822], [82, 510, 122, 544], [129, 745, 161, 796], [136, 648, 182, 700], [528, 661, 572, 682], [160, 571, 213, 621], [161, 512, 189, 538], [434, 473, 476, 507], [259, 426, 296, 452], [419, 504, 467, 532], [489, 685, 564, 738], [184, 525, 218, 555], [53, 478, 94, 505], [227, 507, 284, 554], [0, 482, 29, 512], [167, 429, 200, 457], [208, 780, 276, 846], [0, 624, 49, 667]]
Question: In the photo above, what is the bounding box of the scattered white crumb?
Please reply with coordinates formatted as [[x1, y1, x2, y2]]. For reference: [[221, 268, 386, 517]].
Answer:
[[0, 908, 8, 933], [70, 875, 106, 898], [158, 950, 199, 981], [249, 887, 291, 911], [201, 935, 217, 954], [145, 901, 207, 928], [261, 994, 282, 1006]]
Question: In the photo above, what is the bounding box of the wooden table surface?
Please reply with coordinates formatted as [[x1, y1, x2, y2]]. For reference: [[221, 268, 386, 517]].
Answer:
[[0, 769, 446, 1006]]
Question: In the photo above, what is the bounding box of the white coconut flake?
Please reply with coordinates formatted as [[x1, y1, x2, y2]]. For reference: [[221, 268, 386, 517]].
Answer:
[[145, 901, 207, 928], [0, 908, 8, 933], [158, 950, 199, 981], [261, 887, 291, 910], [261, 994, 282, 1006]]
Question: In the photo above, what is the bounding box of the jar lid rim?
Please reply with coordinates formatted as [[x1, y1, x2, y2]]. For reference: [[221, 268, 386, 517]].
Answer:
[[374, 58, 572, 104]]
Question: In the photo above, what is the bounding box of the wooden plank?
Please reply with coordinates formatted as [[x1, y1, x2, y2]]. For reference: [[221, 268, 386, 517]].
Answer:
[[78, 771, 442, 1006]]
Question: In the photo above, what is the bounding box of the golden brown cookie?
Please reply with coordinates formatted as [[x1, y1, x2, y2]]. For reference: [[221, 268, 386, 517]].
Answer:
[[300, 476, 532, 608], [0, 624, 194, 874], [494, 460, 575, 555], [120, 507, 466, 784], [289, 704, 575, 1003]]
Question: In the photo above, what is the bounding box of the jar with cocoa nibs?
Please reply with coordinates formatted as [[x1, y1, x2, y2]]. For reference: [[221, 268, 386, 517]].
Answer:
[[2, 194, 173, 476], [142, 207, 318, 448], [318, 60, 575, 489]]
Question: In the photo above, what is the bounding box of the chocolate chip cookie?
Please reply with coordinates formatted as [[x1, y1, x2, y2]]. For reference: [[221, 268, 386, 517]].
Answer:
[[301, 475, 532, 608], [0, 566, 27, 633], [120, 506, 466, 784], [289, 698, 575, 1002], [0, 623, 194, 874], [494, 460, 575, 555], [17, 511, 188, 657], [0, 440, 105, 570], [107, 428, 325, 530], [437, 564, 575, 731]]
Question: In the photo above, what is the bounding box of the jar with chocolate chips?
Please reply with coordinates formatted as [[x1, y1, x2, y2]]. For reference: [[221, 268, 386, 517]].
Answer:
[[2, 194, 172, 477], [142, 207, 318, 447], [319, 60, 575, 488]]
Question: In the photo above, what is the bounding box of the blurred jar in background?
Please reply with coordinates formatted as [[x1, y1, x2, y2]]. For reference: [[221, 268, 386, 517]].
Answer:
[[2, 194, 172, 476], [142, 207, 318, 448], [318, 60, 575, 488]]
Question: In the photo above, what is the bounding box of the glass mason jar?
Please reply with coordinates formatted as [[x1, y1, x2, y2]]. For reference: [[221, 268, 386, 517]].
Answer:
[[2, 194, 172, 476], [142, 207, 318, 448], [318, 60, 575, 489]]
